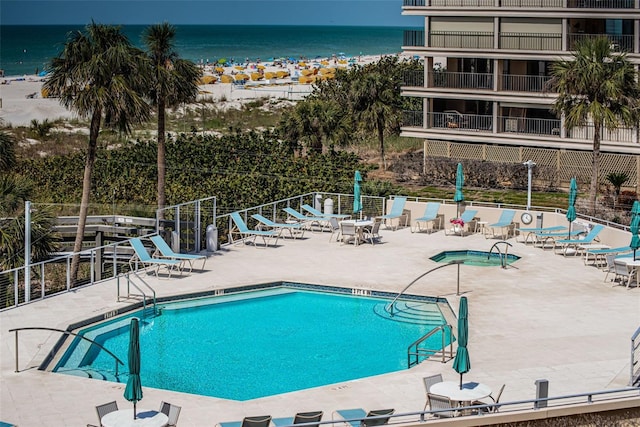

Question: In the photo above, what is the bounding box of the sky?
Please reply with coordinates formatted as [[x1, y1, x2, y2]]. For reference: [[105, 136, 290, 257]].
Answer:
[[1, 0, 418, 26]]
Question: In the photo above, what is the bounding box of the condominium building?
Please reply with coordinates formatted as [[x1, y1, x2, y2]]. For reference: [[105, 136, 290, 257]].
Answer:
[[400, 0, 640, 185]]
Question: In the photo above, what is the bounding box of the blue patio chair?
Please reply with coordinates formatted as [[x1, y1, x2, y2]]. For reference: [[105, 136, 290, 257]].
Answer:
[[273, 411, 323, 427], [412, 202, 441, 233], [333, 408, 394, 427], [129, 237, 183, 279], [217, 415, 273, 427], [553, 224, 605, 256], [377, 196, 408, 231], [301, 204, 350, 220], [485, 209, 515, 239], [283, 207, 330, 231], [150, 235, 207, 273], [230, 212, 280, 247], [251, 213, 305, 239], [445, 209, 478, 236]]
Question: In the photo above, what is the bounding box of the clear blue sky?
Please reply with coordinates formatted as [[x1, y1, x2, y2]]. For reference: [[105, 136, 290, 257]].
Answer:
[[2, 0, 418, 26]]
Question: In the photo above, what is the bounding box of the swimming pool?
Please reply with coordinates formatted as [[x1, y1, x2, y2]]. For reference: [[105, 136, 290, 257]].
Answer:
[[54, 284, 450, 401], [430, 250, 520, 267]]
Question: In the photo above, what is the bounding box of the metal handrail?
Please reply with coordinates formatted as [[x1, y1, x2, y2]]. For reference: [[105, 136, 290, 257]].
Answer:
[[631, 326, 640, 386], [118, 271, 157, 316], [407, 324, 453, 367], [387, 260, 464, 316], [8, 326, 124, 375], [488, 241, 513, 269]]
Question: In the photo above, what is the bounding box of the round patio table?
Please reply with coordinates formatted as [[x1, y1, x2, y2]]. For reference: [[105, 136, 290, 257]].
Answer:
[[101, 409, 168, 427], [430, 381, 492, 405]]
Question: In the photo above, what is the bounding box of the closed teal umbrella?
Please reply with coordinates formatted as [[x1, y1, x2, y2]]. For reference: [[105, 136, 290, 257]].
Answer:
[[566, 177, 577, 238], [630, 200, 640, 261], [453, 163, 464, 218], [452, 296, 470, 389], [353, 170, 362, 215], [124, 318, 143, 419]]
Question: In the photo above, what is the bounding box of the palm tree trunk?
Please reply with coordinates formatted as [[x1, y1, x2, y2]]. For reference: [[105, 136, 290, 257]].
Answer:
[[70, 109, 101, 285], [590, 123, 601, 216], [157, 97, 166, 222], [377, 116, 386, 170]]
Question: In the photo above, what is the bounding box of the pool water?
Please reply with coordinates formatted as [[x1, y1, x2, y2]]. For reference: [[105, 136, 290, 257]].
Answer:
[[54, 286, 449, 401], [430, 250, 520, 267]]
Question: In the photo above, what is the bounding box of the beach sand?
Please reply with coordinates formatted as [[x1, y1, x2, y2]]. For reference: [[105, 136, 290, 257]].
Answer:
[[0, 54, 394, 127]]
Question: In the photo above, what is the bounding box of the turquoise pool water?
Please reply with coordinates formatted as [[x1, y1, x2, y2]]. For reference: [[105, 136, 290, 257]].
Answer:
[[54, 285, 449, 401], [430, 250, 520, 267]]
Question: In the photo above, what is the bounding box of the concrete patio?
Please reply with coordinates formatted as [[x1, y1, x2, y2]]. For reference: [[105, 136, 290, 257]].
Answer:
[[1, 217, 639, 426]]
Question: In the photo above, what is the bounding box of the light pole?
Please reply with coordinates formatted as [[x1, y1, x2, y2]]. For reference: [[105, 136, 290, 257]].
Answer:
[[523, 160, 536, 211]]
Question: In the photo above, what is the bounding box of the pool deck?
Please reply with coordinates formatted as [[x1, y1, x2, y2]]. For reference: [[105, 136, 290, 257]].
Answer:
[[1, 225, 639, 426]]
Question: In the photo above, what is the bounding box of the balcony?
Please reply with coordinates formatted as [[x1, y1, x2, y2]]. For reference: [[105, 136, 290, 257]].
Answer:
[[430, 0, 494, 5], [568, 125, 637, 143], [430, 31, 494, 49], [500, 32, 562, 50], [502, 0, 563, 5], [568, 33, 634, 52], [431, 111, 494, 131], [404, 30, 425, 47], [500, 116, 561, 136], [502, 74, 553, 92], [403, 110, 425, 127], [567, 0, 635, 8], [403, 69, 425, 87], [434, 71, 494, 89]]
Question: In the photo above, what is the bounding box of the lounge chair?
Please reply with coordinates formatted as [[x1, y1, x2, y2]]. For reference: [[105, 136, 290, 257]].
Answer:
[[362, 219, 382, 245], [272, 411, 323, 427], [150, 235, 207, 273], [553, 224, 604, 255], [230, 212, 280, 247], [412, 202, 441, 233], [377, 196, 408, 231], [129, 237, 183, 278], [516, 225, 567, 244], [251, 213, 305, 239], [301, 204, 350, 220], [333, 408, 394, 427], [87, 400, 118, 427], [426, 394, 456, 418], [217, 415, 273, 427], [422, 374, 443, 410], [533, 228, 585, 249], [584, 246, 631, 268], [445, 209, 478, 236], [484, 209, 515, 239], [283, 207, 330, 231], [160, 401, 182, 427]]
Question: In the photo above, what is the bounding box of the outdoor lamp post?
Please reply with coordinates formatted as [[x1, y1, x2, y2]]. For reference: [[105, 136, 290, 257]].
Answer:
[[523, 160, 536, 211]]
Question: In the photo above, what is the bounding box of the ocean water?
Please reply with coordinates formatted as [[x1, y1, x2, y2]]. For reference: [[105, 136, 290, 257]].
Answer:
[[1, 25, 412, 77]]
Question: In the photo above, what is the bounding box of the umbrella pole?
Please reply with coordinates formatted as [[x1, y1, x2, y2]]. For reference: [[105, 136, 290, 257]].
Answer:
[[133, 401, 136, 420], [460, 373, 463, 390]]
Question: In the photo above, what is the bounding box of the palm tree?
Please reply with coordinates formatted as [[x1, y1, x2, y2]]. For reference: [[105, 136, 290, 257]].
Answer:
[[349, 71, 400, 170], [143, 23, 200, 220], [605, 172, 629, 209], [43, 22, 150, 284], [549, 37, 639, 215]]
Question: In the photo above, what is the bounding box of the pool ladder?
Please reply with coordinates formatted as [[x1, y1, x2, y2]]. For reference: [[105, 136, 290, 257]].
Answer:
[[488, 241, 513, 269], [407, 324, 454, 367], [117, 271, 158, 317]]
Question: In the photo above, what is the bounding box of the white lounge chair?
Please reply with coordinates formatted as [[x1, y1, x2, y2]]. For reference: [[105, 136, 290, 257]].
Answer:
[[377, 197, 408, 231], [129, 237, 183, 278], [251, 213, 305, 239], [485, 209, 515, 239], [229, 212, 280, 247], [283, 207, 330, 231]]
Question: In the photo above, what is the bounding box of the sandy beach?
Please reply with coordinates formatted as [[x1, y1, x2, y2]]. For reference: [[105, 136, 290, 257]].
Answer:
[[0, 54, 392, 127]]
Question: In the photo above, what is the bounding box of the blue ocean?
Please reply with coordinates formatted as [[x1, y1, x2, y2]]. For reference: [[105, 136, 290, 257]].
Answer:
[[1, 25, 412, 77]]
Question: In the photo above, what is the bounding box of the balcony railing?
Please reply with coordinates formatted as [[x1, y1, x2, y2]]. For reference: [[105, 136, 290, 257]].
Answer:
[[569, 33, 634, 52], [567, 0, 635, 8], [404, 30, 425, 47], [502, 0, 563, 5], [403, 0, 425, 5], [403, 70, 425, 87], [500, 116, 561, 136], [568, 125, 637, 143], [434, 71, 493, 89], [403, 110, 425, 127], [502, 74, 553, 93], [431, 112, 494, 131], [430, 0, 494, 5], [430, 31, 494, 49], [500, 32, 562, 50]]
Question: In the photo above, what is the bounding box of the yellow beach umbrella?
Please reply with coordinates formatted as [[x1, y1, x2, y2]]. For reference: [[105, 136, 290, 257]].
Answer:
[[234, 65, 244, 71], [235, 73, 250, 81], [257, 64, 266, 70], [264, 72, 277, 80], [300, 69, 313, 76], [250, 72, 264, 81], [276, 70, 290, 79], [215, 67, 225, 74]]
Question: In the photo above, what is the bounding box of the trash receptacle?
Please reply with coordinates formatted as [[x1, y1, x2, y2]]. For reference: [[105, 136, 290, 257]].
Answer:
[[324, 198, 334, 215], [534, 379, 549, 409], [171, 231, 180, 253], [314, 194, 323, 211], [206, 225, 218, 252], [536, 213, 543, 229]]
